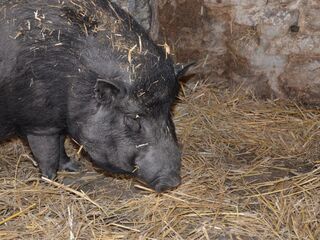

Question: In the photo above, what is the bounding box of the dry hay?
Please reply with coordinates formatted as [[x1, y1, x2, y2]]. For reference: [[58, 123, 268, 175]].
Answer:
[[0, 82, 319, 239]]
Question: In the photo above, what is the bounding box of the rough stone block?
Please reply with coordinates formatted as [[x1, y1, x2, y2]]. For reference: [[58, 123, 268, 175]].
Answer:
[[259, 9, 299, 41], [300, 6, 320, 35], [267, 35, 320, 55], [279, 56, 320, 104], [204, 0, 267, 7], [233, 5, 299, 27]]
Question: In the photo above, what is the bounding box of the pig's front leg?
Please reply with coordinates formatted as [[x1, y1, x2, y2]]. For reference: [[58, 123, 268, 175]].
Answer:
[[27, 134, 60, 179], [59, 135, 81, 172]]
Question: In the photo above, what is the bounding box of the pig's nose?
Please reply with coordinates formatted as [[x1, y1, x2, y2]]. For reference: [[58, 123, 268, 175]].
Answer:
[[154, 175, 181, 193]]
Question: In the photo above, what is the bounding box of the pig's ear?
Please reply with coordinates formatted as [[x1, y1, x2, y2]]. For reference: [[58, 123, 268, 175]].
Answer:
[[174, 62, 196, 79], [94, 78, 126, 104]]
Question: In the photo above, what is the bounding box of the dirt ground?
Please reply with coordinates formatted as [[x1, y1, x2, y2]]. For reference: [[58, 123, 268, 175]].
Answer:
[[0, 81, 319, 239]]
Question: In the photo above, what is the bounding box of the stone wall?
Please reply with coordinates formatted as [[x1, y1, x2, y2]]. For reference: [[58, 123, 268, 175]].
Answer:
[[159, 0, 320, 104]]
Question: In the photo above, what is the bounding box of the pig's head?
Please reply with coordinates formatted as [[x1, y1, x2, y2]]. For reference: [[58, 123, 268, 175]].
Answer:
[[77, 58, 192, 192]]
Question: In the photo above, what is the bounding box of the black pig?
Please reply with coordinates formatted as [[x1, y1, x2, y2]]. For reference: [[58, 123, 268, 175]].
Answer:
[[0, 0, 190, 192]]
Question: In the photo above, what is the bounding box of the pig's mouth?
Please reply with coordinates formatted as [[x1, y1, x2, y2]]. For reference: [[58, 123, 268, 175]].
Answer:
[[101, 162, 131, 174], [86, 152, 134, 175], [146, 175, 181, 193], [92, 159, 130, 174], [86, 150, 181, 192]]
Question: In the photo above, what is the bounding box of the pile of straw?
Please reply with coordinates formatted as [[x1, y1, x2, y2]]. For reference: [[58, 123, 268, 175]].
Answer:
[[0, 82, 319, 239]]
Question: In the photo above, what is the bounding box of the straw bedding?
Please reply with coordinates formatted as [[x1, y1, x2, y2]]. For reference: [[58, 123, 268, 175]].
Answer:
[[0, 81, 319, 239]]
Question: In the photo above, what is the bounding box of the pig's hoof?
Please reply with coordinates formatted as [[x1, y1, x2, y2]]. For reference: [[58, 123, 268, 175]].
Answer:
[[59, 158, 81, 172]]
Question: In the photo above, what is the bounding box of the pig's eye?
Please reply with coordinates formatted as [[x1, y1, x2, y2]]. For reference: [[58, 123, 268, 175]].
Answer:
[[124, 114, 141, 132]]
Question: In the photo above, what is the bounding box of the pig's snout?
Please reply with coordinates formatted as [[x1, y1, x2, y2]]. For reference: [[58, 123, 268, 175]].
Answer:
[[151, 174, 181, 193], [136, 141, 182, 192]]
